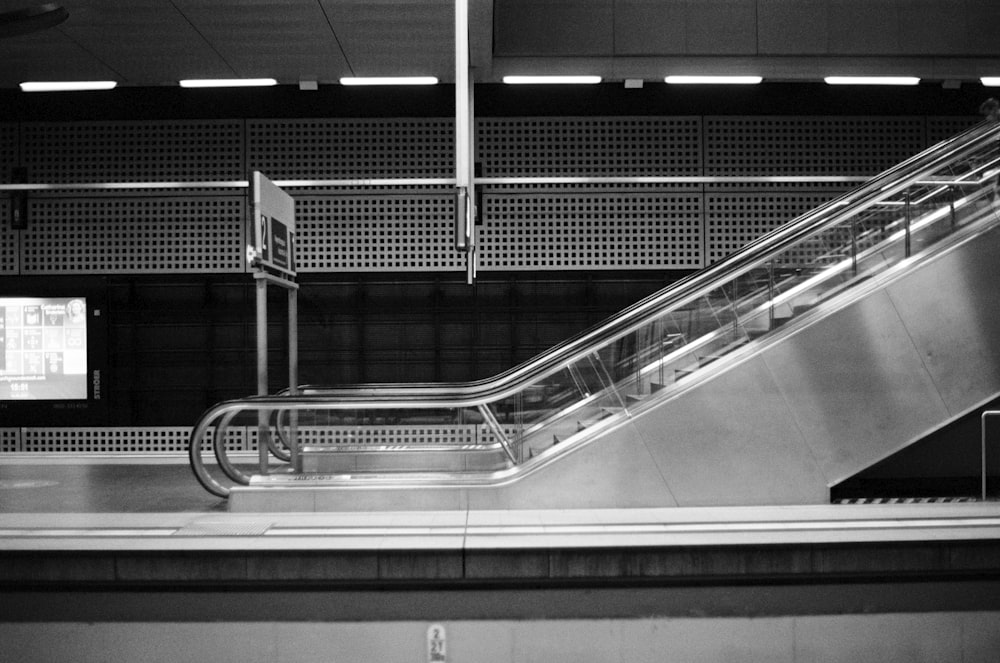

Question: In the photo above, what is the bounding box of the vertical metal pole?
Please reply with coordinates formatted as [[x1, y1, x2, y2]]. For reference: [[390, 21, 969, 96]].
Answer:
[[983, 412, 991, 502], [904, 190, 912, 257], [288, 287, 299, 471], [767, 261, 775, 331], [256, 276, 269, 475], [851, 220, 858, 277], [455, 0, 475, 284]]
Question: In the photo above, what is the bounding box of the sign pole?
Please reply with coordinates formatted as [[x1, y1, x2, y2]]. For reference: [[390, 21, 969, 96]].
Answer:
[[248, 171, 298, 477], [255, 274, 269, 475]]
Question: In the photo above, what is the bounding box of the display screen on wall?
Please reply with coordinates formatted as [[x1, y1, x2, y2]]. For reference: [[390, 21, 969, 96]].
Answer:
[[1, 296, 89, 400], [0, 278, 108, 425]]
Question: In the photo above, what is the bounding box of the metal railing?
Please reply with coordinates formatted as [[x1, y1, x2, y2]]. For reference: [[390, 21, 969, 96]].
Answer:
[[189, 121, 1000, 497]]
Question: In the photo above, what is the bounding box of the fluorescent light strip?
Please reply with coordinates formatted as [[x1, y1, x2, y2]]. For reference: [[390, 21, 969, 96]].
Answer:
[[20, 81, 117, 92], [502, 75, 602, 85], [179, 78, 277, 88], [664, 75, 762, 85], [982, 77, 1000, 87], [340, 76, 438, 86], [824, 76, 920, 86]]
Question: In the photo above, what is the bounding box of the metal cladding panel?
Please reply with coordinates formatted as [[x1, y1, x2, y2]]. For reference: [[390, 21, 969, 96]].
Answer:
[[703, 116, 925, 185], [763, 288, 953, 486], [626, 354, 830, 506], [248, 118, 454, 183], [0, 123, 16, 182], [466, 419, 680, 510], [0, 428, 20, 452], [479, 192, 704, 270], [705, 192, 846, 264], [20, 427, 243, 453], [0, 114, 982, 276], [295, 195, 463, 272], [20, 197, 245, 274], [0, 198, 15, 274], [478, 116, 702, 177], [884, 221, 1000, 416], [20, 120, 245, 191]]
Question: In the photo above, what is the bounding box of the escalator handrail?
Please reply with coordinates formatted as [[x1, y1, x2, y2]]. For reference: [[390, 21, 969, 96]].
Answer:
[[264, 121, 1000, 405]]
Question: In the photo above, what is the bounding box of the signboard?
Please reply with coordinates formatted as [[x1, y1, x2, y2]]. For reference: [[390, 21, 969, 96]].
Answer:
[[249, 171, 296, 277]]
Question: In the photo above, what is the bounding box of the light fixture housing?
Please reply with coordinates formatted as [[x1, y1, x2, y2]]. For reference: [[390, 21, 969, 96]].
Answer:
[[339, 76, 438, 86], [664, 75, 762, 85], [824, 76, 920, 86], [982, 77, 1000, 87], [502, 75, 602, 85], [178, 78, 278, 88]]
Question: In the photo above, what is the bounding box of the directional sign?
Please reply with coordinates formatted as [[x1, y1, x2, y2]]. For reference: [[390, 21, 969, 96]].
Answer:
[[249, 171, 295, 277]]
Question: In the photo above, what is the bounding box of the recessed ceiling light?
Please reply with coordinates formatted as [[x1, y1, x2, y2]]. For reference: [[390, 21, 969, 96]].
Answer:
[[982, 77, 1000, 87], [824, 76, 920, 86], [664, 75, 762, 85], [339, 77, 439, 86], [502, 75, 602, 85], [19, 80, 117, 92], [178, 78, 278, 88]]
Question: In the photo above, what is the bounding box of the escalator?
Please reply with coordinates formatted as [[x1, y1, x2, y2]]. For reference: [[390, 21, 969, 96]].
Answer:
[[190, 120, 1000, 510]]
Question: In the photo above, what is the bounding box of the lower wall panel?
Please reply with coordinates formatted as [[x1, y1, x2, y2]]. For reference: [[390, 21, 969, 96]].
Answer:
[[2, 612, 998, 663]]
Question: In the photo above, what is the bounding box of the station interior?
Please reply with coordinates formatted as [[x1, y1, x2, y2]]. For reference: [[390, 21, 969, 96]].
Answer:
[[2, 1, 1000, 661]]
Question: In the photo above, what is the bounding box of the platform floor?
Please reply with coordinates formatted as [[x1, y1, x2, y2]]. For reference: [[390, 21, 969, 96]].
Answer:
[[2, 455, 1000, 553], [0, 458, 226, 514]]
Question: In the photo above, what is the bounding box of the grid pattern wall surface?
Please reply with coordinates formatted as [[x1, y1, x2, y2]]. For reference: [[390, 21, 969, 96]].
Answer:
[[927, 117, 982, 145], [0, 199, 15, 274], [20, 427, 243, 453], [248, 119, 455, 182], [479, 193, 704, 269], [705, 192, 847, 263], [19, 120, 245, 187], [0, 428, 19, 453], [10, 425, 519, 453], [295, 195, 463, 271], [1, 122, 16, 183], [478, 117, 703, 176], [20, 197, 245, 274], [1, 115, 979, 274], [703, 116, 927, 184], [268, 425, 495, 446]]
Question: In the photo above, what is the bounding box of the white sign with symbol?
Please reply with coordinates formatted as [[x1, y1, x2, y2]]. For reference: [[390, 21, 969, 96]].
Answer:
[[427, 623, 446, 663]]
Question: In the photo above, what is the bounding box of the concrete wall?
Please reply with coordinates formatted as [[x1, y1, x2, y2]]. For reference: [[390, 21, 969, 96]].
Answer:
[[4, 612, 999, 663]]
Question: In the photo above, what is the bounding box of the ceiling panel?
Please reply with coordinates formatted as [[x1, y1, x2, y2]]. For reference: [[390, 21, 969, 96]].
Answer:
[[58, 0, 224, 84], [176, 0, 351, 81], [321, 0, 454, 79], [1, 0, 999, 92]]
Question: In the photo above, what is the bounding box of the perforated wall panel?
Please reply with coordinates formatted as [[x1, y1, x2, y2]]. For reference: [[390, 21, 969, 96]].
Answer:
[[268, 425, 491, 447], [478, 117, 702, 176], [20, 120, 245, 188], [927, 115, 981, 145], [295, 195, 463, 271], [705, 192, 847, 263], [0, 199, 16, 274], [479, 193, 703, 270], [0, 428, 20, 453], [20, 427, 242, 453], [20, 197, 245, 274], [703, 117, 926, 188], [1, 115, 982, 276], [248, 118, 454, 184], [0, 122, 16, 182]]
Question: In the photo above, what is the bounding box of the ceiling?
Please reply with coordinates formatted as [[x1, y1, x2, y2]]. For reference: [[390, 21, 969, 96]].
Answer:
[[1, 0, 1000, 90]]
